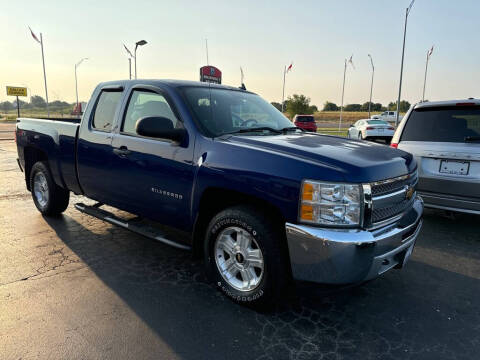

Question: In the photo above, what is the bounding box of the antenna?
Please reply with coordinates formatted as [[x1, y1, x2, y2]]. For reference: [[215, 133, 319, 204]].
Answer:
[[205, 39, 209, 65]]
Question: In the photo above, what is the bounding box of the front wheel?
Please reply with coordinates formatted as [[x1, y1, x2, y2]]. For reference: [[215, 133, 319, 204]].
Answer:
[[30, 161, 70, 216], [204, 206, 289, 307]]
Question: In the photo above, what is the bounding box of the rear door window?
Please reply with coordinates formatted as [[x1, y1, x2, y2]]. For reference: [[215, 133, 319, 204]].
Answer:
[[296, 116, 314, 122], [401, 106, 480, 142], [92, 90, 123, 131]]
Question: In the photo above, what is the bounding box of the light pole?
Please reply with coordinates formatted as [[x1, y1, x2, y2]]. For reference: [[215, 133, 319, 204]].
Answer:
[[422, 46, 434, 102], [134, 40, 147, 79], [339, 55, 354, 131], [368, 54, 375, 119], [75, 58, 88, 108], [395, 0, 415, 126]]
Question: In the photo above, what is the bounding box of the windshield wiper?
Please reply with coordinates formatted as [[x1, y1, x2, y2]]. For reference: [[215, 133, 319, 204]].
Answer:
[[280, 126, 303, 133], [223, 127, 283, 135], [465, 136, 480, 142]]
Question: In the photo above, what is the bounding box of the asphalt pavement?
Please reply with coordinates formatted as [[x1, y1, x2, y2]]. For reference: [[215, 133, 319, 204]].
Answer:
[[0, 139, 479, 360]]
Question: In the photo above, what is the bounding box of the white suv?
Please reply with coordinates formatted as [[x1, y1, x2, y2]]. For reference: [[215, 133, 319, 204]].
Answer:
[[391, 99, 480, 214]]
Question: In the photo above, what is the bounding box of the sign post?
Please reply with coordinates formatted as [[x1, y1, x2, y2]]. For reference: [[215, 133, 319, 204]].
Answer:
[[6, 86, 28, 118]]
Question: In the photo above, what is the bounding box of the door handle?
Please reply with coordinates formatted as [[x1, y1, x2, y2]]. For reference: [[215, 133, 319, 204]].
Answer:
[[113, 146, 131, 157]]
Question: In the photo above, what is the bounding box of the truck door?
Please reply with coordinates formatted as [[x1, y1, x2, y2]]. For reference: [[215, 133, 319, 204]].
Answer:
[[77, 87, 124, 204], [109, 86, 195, 229]]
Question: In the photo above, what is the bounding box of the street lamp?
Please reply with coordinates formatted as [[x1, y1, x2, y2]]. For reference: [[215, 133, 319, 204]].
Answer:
[[395, 0, 415, 126], [134, 40, 147, 79], [368, 54, 375, 119], [75, 58, 88, 108]]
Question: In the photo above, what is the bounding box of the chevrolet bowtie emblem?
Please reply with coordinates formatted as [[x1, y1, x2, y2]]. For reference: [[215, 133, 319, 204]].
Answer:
[[405, 185, 414, 200]]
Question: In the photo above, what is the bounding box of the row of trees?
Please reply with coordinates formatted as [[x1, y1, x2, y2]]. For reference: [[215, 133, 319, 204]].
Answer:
[[1, 96, 71, 112], [323, 100, 411, 113], [269, 95, 412, 117]]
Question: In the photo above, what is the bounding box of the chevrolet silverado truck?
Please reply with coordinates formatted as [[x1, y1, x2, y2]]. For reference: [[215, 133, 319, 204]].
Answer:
[[16, 80, 423, 306]]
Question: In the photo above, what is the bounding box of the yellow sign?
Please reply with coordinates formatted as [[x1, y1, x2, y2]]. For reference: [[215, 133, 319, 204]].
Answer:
[[6, 86, 27, 97]]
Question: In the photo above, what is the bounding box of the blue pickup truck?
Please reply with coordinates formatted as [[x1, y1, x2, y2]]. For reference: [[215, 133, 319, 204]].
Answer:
[[16, 80, 423, 306]]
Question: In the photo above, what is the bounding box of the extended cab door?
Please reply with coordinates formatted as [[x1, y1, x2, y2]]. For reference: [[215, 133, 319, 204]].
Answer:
[[109, 85, 195, 229], [77, 85, 124, 204]]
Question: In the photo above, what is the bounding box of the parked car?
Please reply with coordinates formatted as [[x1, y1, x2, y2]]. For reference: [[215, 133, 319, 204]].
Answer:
[[293, 114, 317, 132], [372, 111, 403, 124], [391, 99, 480, 214], [347, 119, 395, 142], [15, 79, 423, 307]]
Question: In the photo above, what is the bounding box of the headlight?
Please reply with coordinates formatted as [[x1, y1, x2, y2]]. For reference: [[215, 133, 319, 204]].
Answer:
[[299, 180, 362, 226]]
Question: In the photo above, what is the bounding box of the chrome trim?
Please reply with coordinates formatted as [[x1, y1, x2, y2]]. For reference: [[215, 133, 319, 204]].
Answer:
[[362, 183, 372, 228], [373, 187, 406, 201], [370, 170, 417, 187], [284, 197, 424, 284]]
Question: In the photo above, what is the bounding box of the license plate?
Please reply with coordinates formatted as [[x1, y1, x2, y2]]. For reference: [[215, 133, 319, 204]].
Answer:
[[377, 128, 384, 132], [439, 159, 470, 175]]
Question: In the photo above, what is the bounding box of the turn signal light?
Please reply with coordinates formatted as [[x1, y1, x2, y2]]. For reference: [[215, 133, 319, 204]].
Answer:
[[390, 143, 398, 148], [366, 127, 374, 130], [300, 204, 313, 221]]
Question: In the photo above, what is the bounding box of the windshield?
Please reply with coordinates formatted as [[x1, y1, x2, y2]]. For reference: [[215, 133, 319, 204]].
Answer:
[[180, 86, 295, 136], [296, 116, 314, 122], [367, 120, 388, 125], [401, 106, 480, 143]]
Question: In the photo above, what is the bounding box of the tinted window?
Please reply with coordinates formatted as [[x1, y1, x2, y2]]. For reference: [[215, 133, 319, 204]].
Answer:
[[389, 112, 394, 115], [92, 91, 122, 131], [123, 90, 179, 135], [401, 106, 480, 142], [367, 120, 388, 125], [180, 87, 293, 136], [296, 116, 314, 122]]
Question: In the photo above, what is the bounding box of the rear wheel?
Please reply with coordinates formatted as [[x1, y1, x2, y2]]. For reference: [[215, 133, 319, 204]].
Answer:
[[204, 205, 289, 307], [30, 161, 70, 216]]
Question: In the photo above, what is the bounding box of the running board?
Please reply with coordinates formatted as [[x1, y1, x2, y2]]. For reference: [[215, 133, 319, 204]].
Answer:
[[74, 202, 191, 251]]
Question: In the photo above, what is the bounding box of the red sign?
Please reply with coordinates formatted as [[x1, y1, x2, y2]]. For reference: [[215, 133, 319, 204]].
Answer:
[[200, 66, 222, 84]]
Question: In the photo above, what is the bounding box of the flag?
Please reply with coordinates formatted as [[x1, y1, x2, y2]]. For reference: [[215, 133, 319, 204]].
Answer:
[[427, 45, 434, 58], [286, 62, 293, 73], [407, 0, 415, 14], [123, 44, 134, 58], [348, 54, 355, 70], [28, 26, 41, 44]]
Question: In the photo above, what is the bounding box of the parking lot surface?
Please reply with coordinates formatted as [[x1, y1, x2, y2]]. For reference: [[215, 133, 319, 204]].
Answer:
[[1, 139, 479, 360]]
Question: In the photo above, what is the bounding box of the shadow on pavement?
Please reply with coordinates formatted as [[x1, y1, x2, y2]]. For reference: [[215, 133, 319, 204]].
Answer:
[[44, 212, 480, 360]]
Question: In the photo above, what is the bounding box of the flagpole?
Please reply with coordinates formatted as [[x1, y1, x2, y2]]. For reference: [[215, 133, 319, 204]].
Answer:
[[339, 59, 347, 132], [205, 39, 209, 65], [40, 33, 49, 118], [368, 54, 374, 119], [281, 65, 286, 113], [422, 50, 429, 102]]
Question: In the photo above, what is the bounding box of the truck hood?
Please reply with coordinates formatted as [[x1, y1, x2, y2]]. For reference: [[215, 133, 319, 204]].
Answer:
[[223, 133, 415, 183]]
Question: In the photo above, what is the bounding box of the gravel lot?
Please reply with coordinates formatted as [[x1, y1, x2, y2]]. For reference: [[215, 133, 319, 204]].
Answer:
[[0, 139, 479, 360]]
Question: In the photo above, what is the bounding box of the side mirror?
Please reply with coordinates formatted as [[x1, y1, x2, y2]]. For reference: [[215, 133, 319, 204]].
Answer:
[[350, 124, 355, 127], [135, 116, 185, 142]]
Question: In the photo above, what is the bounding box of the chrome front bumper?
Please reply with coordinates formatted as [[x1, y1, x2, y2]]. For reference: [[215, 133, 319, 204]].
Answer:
[[285, 196, 424, 284]]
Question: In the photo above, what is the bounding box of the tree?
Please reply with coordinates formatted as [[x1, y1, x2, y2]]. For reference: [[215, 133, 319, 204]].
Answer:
[[309, 105, 318, 113], [0, 101, 14, 111], [322, 101, 339, 111], [360, 102, 383, 112], [344, 103, 362, 112], [285, 94, 313, 117], [270, 102, 282, 111], [31, 95, 46, 108], [388, 100, 411, 112]]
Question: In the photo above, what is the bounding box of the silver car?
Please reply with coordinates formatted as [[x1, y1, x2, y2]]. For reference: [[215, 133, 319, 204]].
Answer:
[[391, 99, 480, 214]]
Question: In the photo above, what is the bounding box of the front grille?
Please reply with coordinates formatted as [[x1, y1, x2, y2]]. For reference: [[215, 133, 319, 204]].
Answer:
[[372, 197, 414, 223], [370, 171, 418, 225], [371, 172, 418, 196]]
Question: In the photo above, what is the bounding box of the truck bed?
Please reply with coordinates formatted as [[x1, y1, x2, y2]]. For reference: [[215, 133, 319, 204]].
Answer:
[[16, 118, 82, 194]]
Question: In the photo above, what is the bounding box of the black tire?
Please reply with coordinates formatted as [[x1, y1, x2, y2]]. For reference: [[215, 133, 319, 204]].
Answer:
[[30, 161, 70, 216], [204, 205, 289, 307]]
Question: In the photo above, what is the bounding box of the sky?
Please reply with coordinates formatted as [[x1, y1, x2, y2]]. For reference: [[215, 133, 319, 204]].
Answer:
[[1, 0, 479, 108]]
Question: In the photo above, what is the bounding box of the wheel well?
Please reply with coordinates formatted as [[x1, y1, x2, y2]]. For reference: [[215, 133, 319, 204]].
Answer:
[[24, 147, 48, 191], [192, 187, 286, 258]]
